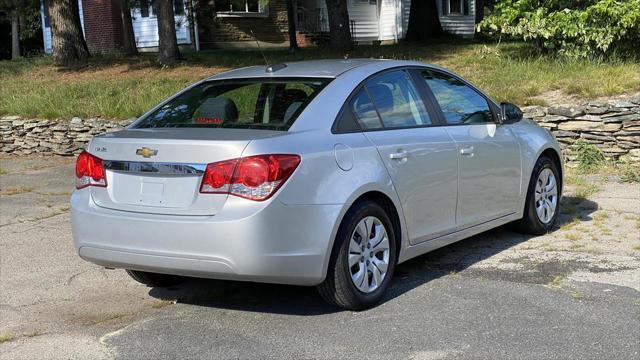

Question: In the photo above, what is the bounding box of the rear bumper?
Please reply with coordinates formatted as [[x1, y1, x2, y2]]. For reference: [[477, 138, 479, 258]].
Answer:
[[71, 190, 342, 286]]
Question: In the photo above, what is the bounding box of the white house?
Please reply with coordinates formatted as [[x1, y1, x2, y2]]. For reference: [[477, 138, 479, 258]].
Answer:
[[40, 0, 192, 54], [39, 0, 480, 53], [298, 0, 479, 43], [298, 0, 412, 43], [437, 0, 478, 37]]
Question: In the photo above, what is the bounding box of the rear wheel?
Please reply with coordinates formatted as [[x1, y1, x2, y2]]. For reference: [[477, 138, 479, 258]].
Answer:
[[514, 156, 561, 235], [318, 200, 397, 310], [125, 270, 184, 287]]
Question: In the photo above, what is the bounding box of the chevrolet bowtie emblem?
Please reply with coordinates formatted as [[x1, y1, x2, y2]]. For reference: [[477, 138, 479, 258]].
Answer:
[[136, 147, 158, 158]]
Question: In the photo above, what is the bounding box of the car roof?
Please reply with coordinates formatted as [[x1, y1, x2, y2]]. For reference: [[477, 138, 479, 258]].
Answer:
[[207, 59, 431, 80]]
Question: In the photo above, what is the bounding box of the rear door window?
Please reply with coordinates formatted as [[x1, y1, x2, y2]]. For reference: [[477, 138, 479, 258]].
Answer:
[[365, 70, 432, 129], [134, 78, 330, 131], [349, 88, 383, 130]]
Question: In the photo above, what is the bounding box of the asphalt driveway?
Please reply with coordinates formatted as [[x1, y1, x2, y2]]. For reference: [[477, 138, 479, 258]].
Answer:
[[1, 155, 639, 359]]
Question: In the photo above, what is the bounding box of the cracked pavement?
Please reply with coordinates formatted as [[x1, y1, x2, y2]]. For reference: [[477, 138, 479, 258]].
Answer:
[[1, 155, 639, 359]]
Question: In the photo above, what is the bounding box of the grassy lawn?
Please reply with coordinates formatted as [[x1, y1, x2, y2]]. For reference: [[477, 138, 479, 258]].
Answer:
[[0, 41, 639, 120]]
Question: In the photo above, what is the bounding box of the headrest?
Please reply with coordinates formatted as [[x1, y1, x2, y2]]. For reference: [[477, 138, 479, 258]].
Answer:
[[193, 97, 238, 125], [282, 89, 308, 102], [367, 84, 394, 113]]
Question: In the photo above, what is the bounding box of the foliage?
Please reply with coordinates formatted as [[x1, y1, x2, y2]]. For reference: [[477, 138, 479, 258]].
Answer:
[[479, 0, 640, 58], [0, 0, 41, 41], [1, 42, 639, 119], [619, 161, 640, 183], [17, 5, 41, 41], [574, 140, 607, 172]]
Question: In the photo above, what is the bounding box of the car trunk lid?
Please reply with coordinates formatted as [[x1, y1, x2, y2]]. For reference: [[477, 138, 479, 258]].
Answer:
[[87, 128, 281, 216]]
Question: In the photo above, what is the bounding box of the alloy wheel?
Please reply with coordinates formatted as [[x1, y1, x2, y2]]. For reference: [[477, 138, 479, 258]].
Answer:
[[534, 168, 558, 224]]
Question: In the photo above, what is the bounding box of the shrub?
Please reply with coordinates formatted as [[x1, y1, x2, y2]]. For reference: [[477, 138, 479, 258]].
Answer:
[[574, 140, 607, 172], [619, 161, 640, 183], [479, 0, 640, 58]]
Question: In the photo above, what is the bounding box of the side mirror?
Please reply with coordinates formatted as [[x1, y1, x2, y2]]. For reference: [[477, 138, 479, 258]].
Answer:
[[500, 102, 523, 124]]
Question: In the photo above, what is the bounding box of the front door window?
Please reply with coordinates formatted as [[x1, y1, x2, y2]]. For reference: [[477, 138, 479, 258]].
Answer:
[[420, 70, 493, 125]]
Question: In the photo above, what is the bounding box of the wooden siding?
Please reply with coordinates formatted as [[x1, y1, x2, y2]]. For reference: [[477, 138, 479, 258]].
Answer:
[[130, 8, 191, 48], [379, 0, 397, 41], [436, 0, 476, 37], [349, 1, 380, 41], [41, 0, 190, 53], [401, 0, 410, 38], [300, 0, 411, 42]]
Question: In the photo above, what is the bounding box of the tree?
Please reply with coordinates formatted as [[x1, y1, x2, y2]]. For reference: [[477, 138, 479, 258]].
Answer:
[[479, 0, 640, 58], [286, 0, 298, 52], [49, 0, 90, 64], [406, 0, 442, 42], [119, 0, 138, 55], [324, 0, 351, 53], [0, 0, 40, 59], [10, 6, 19, 59], [156, 0, 182, 63], [475, 0, 484, 24]]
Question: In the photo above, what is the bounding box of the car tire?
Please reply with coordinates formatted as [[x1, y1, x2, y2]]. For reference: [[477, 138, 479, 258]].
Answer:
[[317, 200, 397, 311], [125, 270, 184, 287], [513, 155, 561, 235]]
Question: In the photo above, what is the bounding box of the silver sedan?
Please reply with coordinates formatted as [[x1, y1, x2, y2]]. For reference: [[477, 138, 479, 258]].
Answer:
[[71, 59, 563, 310]]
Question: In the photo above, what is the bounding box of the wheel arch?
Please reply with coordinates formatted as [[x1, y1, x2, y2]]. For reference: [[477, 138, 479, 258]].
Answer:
[[321, 188, 406, 282], [353, 191, 403, 264], [540, 147, 564, 195], [518, 146, 564, 218]]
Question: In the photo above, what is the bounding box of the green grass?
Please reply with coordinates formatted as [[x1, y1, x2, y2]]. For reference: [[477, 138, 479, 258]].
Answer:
[[0, 330, 13, 343], [1, 41, 639, 120], [619, 161, 640, 183], [548, 275, 565, 289]]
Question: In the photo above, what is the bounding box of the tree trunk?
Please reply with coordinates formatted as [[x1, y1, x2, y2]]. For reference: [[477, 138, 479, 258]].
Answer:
[[11, 9, 20, 60], [324, 0, 352, 53], [156, 0, 182, 64], [120, 0, 138, 55], [406, 0, 442, 42], [286, 0, 298, 52], [475, 0, 484, 24], [49, 0, 90, 65]]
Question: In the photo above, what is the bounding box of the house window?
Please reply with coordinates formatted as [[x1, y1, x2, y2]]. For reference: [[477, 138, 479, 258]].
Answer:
[[215, 0, 267, 15], [140, 0, 150, 17], [442, 0, 470, 16], [43, 1, 50, 28], [174, 0, 185, 15], [138, 0, 182, 17]]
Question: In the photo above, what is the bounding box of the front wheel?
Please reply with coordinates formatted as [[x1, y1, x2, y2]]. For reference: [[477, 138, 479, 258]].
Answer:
[[317, 200, 397, 310], [513, 156, 561, 235]]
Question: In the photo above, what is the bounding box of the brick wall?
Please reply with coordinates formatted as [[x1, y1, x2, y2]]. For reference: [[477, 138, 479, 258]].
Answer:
[[81, 0, 124, 53], [198, 0, 290, 48]]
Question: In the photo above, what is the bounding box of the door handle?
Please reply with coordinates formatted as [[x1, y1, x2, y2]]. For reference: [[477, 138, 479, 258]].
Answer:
[[389, 150, 408, 160], [460, 146, 474, 156]]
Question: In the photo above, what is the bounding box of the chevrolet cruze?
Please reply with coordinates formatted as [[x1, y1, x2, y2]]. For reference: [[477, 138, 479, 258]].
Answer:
[[71, 60, 563, 310]]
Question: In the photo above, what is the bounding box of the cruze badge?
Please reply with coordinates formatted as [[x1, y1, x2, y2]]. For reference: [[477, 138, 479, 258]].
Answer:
[[136, 147, 158, 158]]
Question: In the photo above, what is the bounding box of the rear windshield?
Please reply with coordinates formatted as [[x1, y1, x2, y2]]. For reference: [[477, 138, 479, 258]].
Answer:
[[134, 78, 331, 131]]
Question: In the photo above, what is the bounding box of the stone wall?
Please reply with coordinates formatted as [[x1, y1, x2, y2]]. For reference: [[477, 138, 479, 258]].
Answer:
[[0, 117, 131, 156], [1, 95, 639, 161], [521, 94, 640, 162]]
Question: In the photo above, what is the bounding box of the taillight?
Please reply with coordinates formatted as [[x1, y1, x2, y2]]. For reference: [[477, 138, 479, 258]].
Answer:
[[75, 150, 106, 189], [200, 154, 300, 201]]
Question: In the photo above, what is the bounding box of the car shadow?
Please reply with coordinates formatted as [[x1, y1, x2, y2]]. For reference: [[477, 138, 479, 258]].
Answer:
[[149, 196, 599, 315]]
